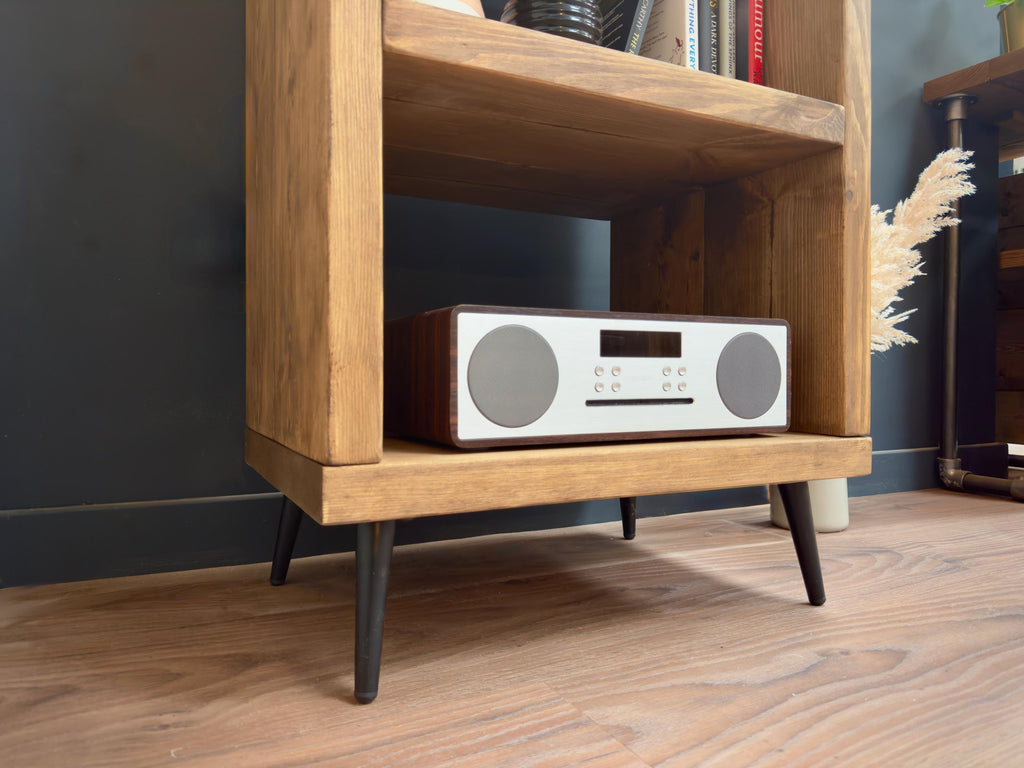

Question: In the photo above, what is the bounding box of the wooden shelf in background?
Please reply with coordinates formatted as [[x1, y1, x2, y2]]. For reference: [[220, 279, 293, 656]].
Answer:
[[923, 47, 1024, 160], [245, 429, 872, 525], [382, 0, 845, 218]]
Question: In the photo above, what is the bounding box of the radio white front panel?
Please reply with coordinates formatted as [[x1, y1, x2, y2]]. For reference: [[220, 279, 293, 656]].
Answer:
[[456, 311, 787, 441]]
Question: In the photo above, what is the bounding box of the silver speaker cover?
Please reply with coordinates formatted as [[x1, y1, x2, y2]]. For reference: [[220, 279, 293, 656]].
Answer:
[[716, 332, 782, 420], [467, 324, 559, 427]]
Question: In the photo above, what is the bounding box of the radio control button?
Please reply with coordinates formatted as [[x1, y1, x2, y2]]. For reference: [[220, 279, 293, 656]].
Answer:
[[662, 382, 672, 392], [595, 382, 605, 392], [594, 366, 604, 376], [678, 382, 687, 391], [662, 366, 672, 376], [611, 366, 621, 376], [611, 382, 621, 393], [678, 367, 687, 376]]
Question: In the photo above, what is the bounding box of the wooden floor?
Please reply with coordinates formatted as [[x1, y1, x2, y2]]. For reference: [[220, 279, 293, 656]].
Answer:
[[2, 489, 1023, 767]]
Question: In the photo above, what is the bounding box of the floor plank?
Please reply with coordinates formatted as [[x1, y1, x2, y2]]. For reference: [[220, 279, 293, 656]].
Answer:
[[2, 489, 1023, 767]]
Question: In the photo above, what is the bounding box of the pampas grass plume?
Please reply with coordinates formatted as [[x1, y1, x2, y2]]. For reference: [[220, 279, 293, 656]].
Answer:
[[871, 148, 976, 352]]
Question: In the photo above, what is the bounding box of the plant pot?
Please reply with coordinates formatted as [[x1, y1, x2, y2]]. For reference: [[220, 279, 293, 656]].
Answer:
[[999, 3, 1024, 54], [769, 478, 850, 533]]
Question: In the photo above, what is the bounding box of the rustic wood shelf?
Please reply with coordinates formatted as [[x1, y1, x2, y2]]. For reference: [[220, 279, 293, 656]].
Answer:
[[246, 429, 872, 525], [246, 0, 872, 493], [923, 47, 1024, 161], [383, 0, 845, 218], [245, 0, 872, 704]]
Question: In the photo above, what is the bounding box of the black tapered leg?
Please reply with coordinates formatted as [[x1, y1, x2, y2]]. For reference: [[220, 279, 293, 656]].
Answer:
[[619, 497, 637, 540], [269, 497, 304, 586], [354, 520, 396, 704], [777, 482, 826, 606]]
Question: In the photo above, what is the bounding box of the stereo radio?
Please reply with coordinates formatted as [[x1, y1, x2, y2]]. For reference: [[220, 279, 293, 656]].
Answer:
[[384, 305, 789, 448]]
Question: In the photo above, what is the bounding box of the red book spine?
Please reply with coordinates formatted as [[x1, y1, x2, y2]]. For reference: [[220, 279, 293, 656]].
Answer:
[[749, 0, 764, 84]]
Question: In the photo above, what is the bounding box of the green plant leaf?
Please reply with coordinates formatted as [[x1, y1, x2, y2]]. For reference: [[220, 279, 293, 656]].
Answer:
[[986, 0, 1015, 8]]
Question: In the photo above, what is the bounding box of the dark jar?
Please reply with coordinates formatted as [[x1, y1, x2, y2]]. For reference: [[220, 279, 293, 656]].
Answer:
[[500, 0, 603, 45]]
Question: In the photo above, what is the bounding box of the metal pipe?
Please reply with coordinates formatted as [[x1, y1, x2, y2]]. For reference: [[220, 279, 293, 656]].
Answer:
[[940, 96, 967, 464], [934, 93, 1022, 501]]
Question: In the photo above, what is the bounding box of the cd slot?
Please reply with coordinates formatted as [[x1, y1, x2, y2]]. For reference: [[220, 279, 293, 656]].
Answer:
[[585, 398, 695, 407]]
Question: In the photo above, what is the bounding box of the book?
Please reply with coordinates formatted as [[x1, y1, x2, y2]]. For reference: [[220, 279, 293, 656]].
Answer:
[[719, 0, 736, 78], [600, 0, 653, 54], [639, 0, 698, 70], [698, 0, 720, 74], [749, 0, 764, 84], [736, 0, 764, 83]]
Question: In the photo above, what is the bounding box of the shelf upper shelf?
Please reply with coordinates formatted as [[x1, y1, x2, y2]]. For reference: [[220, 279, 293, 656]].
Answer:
[[246, 429, 872, 525], [382, 0, 846, 219]]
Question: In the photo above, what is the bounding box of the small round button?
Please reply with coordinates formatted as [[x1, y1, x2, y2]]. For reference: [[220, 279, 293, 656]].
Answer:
[[595, 365, 605, 376], [611, 382, 621, 393], [662, 382, 672, 392], [595, 382, 605, 392], [678, 367, 687, 376], [678, 382, 687, 391], [611, 366, 621, 376], [662, 366, 672, 376]]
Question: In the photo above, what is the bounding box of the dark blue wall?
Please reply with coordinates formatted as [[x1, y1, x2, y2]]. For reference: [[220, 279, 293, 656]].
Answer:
[[0, 1, 1005, 585]]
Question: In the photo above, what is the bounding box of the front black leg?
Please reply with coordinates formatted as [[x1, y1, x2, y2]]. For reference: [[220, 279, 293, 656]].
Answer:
[[777, 482, 826, 606], [270, 497, 304, 586], [619, 497, 637, 540], [354, 520, 396, 704]]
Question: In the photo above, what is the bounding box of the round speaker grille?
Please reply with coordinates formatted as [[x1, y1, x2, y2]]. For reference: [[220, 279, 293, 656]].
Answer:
[[716, 332, 782, 420], [467, 325, 559, 428]]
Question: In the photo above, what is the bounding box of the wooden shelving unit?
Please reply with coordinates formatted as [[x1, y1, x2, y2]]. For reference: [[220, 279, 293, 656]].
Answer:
[[245, 0, 872, 517], [924, 50, 1024, 448]]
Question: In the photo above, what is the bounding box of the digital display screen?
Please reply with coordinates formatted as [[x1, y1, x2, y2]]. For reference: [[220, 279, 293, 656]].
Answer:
[[600, 329, 681, 358]]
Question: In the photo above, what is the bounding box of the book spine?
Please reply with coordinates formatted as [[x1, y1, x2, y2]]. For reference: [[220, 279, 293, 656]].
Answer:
[[626, 0, 653, 55], [698, 0, 713, 72], [686, 0, 699, 70], [736, 0, 747, 80], [749, 0, 764, 84], [720, 0, 735, 78]]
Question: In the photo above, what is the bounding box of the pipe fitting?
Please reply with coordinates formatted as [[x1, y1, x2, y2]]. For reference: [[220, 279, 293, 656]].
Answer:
[[938, 457, 966, 490]]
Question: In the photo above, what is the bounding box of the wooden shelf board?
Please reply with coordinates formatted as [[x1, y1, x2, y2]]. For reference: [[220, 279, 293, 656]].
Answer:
[[923, 47, 1024, 154], [382, 0, 845, 219], [246, 428, 872, 525]]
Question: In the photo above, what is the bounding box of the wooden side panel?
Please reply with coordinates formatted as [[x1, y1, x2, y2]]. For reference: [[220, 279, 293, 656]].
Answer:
[[762, 0, 871, 436], [246, 0, 383, 466], [609, 193, 705, 316], [383, 308, 455, 446]]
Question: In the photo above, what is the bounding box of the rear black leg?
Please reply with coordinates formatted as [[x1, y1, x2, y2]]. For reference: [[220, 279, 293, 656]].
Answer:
[[619, 497, 637, 540], [269, 497, 303, 586], [777, 482, 826, 606]]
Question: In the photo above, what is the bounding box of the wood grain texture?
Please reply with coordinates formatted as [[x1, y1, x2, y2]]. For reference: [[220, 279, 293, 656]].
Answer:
[[383, 306, 455, 446], [4, 490, 1024, 767], [764, 0, 871, 437], [996, 309, 1024, 390], [246, 0, 383, 466], [382, 0, 843, 219], [246, 428, 871, 524], [996, 390, 1024, 442], [610, 192, 705, 316]]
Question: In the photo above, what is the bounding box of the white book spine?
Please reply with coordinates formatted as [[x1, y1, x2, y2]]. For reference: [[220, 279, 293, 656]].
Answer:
[[639, 0, 700, 70], [719, 0, 736, 78]]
